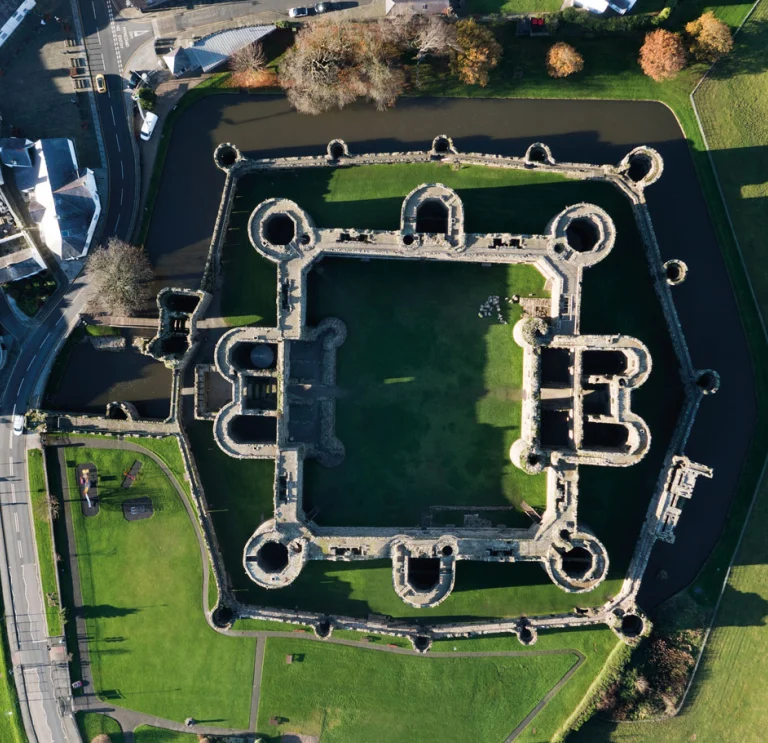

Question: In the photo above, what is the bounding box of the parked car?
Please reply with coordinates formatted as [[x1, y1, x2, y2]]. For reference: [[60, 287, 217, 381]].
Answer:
[[607, 0, 636, 13], [315, 2, 337, 12], [289, 6, 314, 16], [127, 70, 143, 90], [140, 111, 159, 142], [94, 73, 107, 93], [12, 415, 24, 436], [573, 0, 609, 12]]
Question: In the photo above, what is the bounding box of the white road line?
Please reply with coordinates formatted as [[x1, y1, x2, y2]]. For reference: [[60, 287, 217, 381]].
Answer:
[[92, 1, 96, 15], [111, 107, 117, 126], [116, 134, 121, 153], [120, 189, 124, 206], [121, 161, 125, 178], [114, 214, 121, 233], [43, 331, 52, 345], [101, 53, 106, 68], [26, 356, 34, 372], [17, 540, 22, 558], [16, 377, 24, 397], [96, 29, 102, 46], [56, 315, 65, 326], [9, 457, 14, 476], [14, 513, 19, 532], [11, 404, 15, 418], [74, 286, 87, 303]]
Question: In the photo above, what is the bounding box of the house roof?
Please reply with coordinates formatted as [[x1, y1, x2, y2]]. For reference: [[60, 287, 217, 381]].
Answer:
[[184, 25, 275, 73], [385, 0, 450, 13], [0, 137, 33, 168], [163, 46, 191, 75]]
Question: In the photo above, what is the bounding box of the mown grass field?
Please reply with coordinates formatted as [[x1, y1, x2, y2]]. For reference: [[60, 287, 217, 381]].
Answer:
[[256, 637, 578, 742], [27, 449, 62, 636], [132, 727, 197, 742], [76, 711, 124, 743], [465, 0, 562, 13], [65, 447, 255, 727], [202, 161, 681, 619]]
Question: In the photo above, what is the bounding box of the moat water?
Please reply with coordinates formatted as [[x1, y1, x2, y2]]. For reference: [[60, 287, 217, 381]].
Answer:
[[60, 94, 755, 609]]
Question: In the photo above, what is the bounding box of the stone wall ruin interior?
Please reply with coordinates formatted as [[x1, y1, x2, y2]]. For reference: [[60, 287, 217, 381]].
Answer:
[[190, 138, 717, 644]]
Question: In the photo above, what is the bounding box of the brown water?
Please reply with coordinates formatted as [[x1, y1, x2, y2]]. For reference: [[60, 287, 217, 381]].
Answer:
[[140, 94, 755, 608]]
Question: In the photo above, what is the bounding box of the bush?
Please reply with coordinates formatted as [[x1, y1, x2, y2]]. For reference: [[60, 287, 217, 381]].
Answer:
[[3, 270, 57, 317], [137, 86, 157, 112], [559, 7, 653, 35], [653, 8, 672, 26], [639, 28, 687, 81], [685, 12, 733, 62], [547, 42, 584, 78]]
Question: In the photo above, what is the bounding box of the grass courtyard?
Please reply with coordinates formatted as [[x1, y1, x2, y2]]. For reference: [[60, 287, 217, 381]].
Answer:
[[256, 636, 578, 742], [63, 446, 256, 727]]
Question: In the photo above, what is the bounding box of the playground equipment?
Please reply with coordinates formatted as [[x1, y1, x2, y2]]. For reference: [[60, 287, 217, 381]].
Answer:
[[79, 468, 93, 508]]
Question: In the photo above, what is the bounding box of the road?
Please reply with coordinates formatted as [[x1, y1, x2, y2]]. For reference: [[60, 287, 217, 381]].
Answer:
[[0, 3, 138, 740], [0, 277, 91, 743]]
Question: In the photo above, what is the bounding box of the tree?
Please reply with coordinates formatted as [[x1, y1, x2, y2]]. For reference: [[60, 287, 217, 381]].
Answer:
[[85, 238, 153, 317], [137, 86, 157, 112], [278, 21, 406, 115], [547, 42, 584, 78], [685, 12, 733, 62], [450, 19, 501, 87], [230, 42, 267, 74], [638, 29, 687, 81], [33, 493, 60, 523], [410, 16, 456, 87]]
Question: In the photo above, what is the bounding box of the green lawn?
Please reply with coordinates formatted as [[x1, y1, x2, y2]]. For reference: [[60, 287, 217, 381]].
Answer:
[[76, 711, 124, 743], [133, 727, 197, 743], [256, 637, 578, 742], [64, 447, 256, 727], [305, 257, 546, 526], [27, 449, 62, 636], [431, 626, 623, 742], [0, 595, 25, 743], [466, 0, 562, 13]]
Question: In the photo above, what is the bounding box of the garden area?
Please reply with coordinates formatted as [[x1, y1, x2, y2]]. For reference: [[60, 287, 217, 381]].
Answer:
[[63, 446, 256, 727], [2, 269, 56, 317]]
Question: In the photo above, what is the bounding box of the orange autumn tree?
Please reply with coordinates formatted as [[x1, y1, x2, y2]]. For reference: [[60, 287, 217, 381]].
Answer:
[[639, 29, 687, 81], [547, 42, 584, 78], [685, 12, 733, 62], [450, 19, 502, 87]]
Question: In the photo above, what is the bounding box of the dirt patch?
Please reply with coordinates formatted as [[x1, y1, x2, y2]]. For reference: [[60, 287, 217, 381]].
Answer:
[[281, 734, 319, 743]]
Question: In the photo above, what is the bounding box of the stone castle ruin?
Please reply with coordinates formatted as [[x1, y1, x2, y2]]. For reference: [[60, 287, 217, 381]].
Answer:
[[54, 136, 718, 648]]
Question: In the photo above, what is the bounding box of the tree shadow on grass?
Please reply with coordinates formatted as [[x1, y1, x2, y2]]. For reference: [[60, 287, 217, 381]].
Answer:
[[79, 604, 140, 620]]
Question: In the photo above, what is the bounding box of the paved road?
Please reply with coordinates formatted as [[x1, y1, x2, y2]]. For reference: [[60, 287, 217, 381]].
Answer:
[[80, 0, 150, 240], [0, 277, 93, 742]]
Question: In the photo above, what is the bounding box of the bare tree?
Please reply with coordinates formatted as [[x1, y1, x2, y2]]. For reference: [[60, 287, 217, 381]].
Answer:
[[411, 16, 456, 87], [86, 237, 153, 317], [230, 42, 267, 75], [33, 493, 60, 523], [279, 21, 406, 115]]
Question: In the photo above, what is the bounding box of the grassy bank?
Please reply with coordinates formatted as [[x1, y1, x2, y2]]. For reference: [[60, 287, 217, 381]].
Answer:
[[257, 636, 578, 741], [76, 711, 123, 743], [64, 447, 255, 727], [0, 594, 25, 743], [27, 449, 62, 636]]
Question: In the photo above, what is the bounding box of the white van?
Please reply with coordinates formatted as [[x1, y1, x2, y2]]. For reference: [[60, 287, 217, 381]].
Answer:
[[140, 111, 159, 141], [573, 0, 609, 12]]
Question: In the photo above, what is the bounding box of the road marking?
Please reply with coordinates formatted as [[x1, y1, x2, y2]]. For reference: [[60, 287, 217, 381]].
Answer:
[[43, 331, 52, 345], [17, 540, 22, 558], [96, 29, 102, 46], [92, 1, 96, 16], [116, 134, 121, 153], [120, 189, 124, 206], [25, 356, 34, 372], [111, 107, 117, 126], [121, 161, 125, 178], [16, 377, 24, 398], [101, 53, 106, 68], [11, 404, 15, 418], [14, 513, 19, 532], [114, 214, 121, 233], [56, 315, 65, 326]]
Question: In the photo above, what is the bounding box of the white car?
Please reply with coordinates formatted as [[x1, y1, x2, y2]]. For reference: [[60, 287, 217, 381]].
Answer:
[[289, 6, 313, 17], [12, 415, 24, 436], [140, 111, 159, 142]]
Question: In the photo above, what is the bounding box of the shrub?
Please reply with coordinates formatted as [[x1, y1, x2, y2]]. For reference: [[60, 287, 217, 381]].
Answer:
[[653, 7, 672, 26], [547, 42, 584, 78], [137, 86, 157, 112], [450, 19, 502, 87], [639, 28, 687, 81], [685, 12, 733, 62]]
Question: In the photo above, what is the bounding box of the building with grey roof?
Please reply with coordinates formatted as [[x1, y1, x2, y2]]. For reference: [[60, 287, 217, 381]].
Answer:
[[163, 25, 275, 76], [0, 138, 34, 169], [14, 139, 100, 260]]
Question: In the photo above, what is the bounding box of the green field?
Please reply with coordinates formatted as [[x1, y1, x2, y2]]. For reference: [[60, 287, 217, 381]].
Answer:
[[0, 596, 25, 743], [27, 449, 62, 636], [256, 637, 578, 741], [305, 257, 547, 526], [465, 0, 562, 12], [76, 711, 124, 743], [64, 447, 256, 727], [199, 161, 681, 618], [133, 727, 197, 742]]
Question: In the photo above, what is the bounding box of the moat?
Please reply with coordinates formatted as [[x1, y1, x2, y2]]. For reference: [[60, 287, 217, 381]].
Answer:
[[55, 94, 754, 610]]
